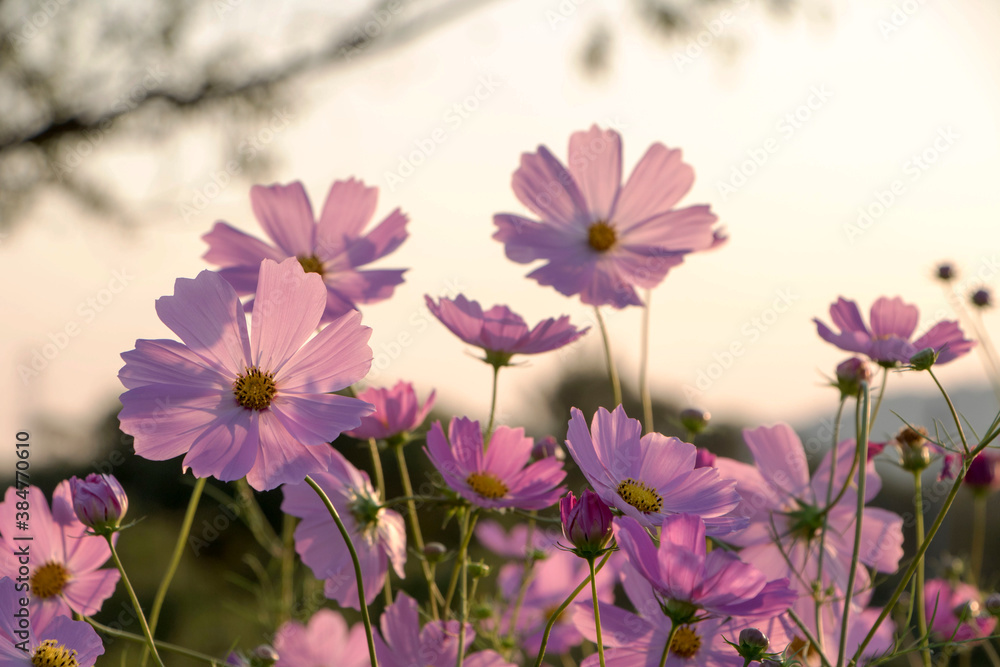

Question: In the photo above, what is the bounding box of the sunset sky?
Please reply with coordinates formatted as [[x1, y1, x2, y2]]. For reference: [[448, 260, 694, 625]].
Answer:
[[3, 0, 999, 466]]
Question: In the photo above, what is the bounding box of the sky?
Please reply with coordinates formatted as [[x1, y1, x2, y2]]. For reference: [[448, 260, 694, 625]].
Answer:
[[3, 0, 999, 467]]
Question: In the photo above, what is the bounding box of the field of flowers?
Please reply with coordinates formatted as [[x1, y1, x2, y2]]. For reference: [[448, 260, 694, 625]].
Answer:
[[5, 125, 999, 667]]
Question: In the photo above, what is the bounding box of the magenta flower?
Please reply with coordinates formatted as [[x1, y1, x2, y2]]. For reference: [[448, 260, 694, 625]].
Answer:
[[814, 296, 974, 366], [281, 450, 405, 609], [564, 405, 744, 534], [925, 579, 996, 642], [0, 577, 104, 666], [475, 520, 560, 559], [425, 418, 566, 511], [375, 593, 515, 667], [69, 474, 128, 535], [118, 258, 375, 491], [964, 450, 1000, 493], [0, 483, 119, 617], [345, 380, 436, 441], [203, 179, 408, 324], [560, 490, 613, 555], [714, 424, 904, 619], [274, 609, 369, 667], [493, 125, 724, 308], [573, 563, 789, 667], [425, 295, 587, 366], [496, 548, 617, 656], [616, 514, 795, 623]]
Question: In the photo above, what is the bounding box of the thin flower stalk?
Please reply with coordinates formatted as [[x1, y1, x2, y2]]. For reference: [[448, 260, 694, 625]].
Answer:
[[105, 536, 165, 667], [393, 442, 441, 619], [971, 493, 987, 586], [813, 395, 847, 647], [304, 475, 379, 667], [486, 364, 501, 443], [913, 470, 930, 667], [658, 622, 676, 667], [594, 307, 622, 407], [588, 556, 606, 667], [86, 617, 225, 665], [455, 509, 479, 667], [640, 288, 653, 433], [837, 381, 870, 667]]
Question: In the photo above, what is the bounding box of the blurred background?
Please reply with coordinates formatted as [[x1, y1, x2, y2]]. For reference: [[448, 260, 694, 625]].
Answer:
[[2, 0, 1000, 662]]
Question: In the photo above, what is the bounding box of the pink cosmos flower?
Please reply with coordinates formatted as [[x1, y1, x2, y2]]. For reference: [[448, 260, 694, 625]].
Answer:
[[475, 520, 560, 559], [425, 418, 566, 511], [375, 593, 515, 667], [0, 483, 119, 617], [493, 125, 724, 308], [345, 381, 436, 441], [281, 450, 405, 610], [425, 295, 587, 366], [814, 296, 974, 366], [69, 473, 128, 535], [714, 424, 904, 620], [203, 179, 408, 324], [118, 258, 374, 491], [564, 405, 744, 534], [924, 579, 996, 642], [615, 514, 796, 622], [274, 609, 369, 667], [573, 563, 789, 667], [0, 577, 104, 666], [496, 548, 617, 656]]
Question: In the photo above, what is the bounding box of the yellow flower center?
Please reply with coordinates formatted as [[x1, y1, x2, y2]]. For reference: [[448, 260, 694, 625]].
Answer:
[[30, 562, 69, 599], [669, 625, 701, 659], [466, 472, 508, 499], [297, 254, 325, 276], [233, 367, 277, 411], [616, 478, 663, 514], [31, 640, 79, 667], [587, 221, 617, 252]]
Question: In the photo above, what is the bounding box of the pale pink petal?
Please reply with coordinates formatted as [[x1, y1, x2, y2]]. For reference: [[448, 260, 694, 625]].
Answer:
[[270, 393, 373, 446], [869, 296, 918, 340], [829, 297, 870, 336], [568, 125, 622, 220], [479, 305, 530, 352], [342, 209, 408, 267], [912, 320, 975, 364], [493, 214, 582, 264], [202, 221, 286, 268], [181, 405, 259, 482], [279, 309, 372, 393], [119, 338, 228, 390], [742, 423, 811, 499], [154, 270, 251, 377], [250, 258, 327, 373], [250, 182, 316, 257], [246, 413, 334, 491], [426, 295, 485, 346], [512, 146, 589, 227], [315, 178, 379, 254], [63, 568, 120, 616], [619, 205, 717, 252], [612, 143, 694, 227], [859, 507, 904, 572], [483, 426, 533, 480]]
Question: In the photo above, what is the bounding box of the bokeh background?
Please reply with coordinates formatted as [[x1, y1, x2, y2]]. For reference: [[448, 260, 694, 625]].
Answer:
[[2, 0, 1000, 663]]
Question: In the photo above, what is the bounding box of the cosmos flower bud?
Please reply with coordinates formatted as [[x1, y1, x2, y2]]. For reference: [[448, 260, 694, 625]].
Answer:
[[964, 451, 1000, 495], [908, 348, 938, 371], [936, 263, 956, 281], [986, 593, 1000, 617], [468, 561, 490, 579], [679, 408, 710, 435], [69, 473, 128, 536], [971, 288, 993, 309], [835, 357, 871, 398], [249, 646, 278, 667], [423, 542, 448, 564], [894, 426, 931, 472], [532, 435, 565, 461], [694, 447, 717, 469], [736, 628, 770, 661], [560, 490, 613, 557]]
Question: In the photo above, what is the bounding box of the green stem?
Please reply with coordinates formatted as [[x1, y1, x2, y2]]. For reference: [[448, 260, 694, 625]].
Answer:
[[455, 509, 479, 667], [85, 616, 225, 665], [837, 381, 870, 667], [913, 471, 931, 667], [814, 396, 847, 647], [869, 366, 889, 425], [640, 289, 653, 434], [506, 515, 537, 649], [533, 548, 613, 667], [971, 492, 987, 586], [658, 621, 676, 667], [443, 508, 478, 616], [279, 513, 296, 625], [595, 307, 622, 407], [304, 475, 378, 667], [928, 368, 969, 452], [393, 443, 441, 619], [368, 437, 386, 498], [589, 557, 606, 667], [142, 475, 206, 667], [106, 536, 165, 667], [786, 609, 834, 667], [848, 442, 996, 665], [485, 365, 501, 443]]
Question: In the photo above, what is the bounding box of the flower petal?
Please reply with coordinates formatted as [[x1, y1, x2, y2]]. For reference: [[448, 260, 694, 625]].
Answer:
[[612, 143, 694, 227], [279, 309, 372, 393], [251, 258, 327, 373], [251, 182, 316, 257], [568, 125, 622, 220], [512, 145, 589, 227]]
